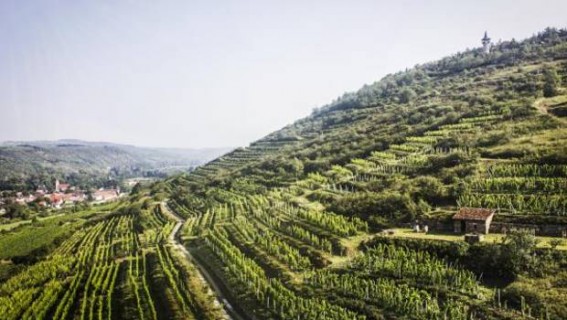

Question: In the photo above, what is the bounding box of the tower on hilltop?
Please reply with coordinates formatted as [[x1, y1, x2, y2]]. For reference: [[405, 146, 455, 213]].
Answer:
[[481, 31, 491, 53]]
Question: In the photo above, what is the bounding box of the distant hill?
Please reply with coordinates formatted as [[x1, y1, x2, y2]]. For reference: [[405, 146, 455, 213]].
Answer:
[[0, 140, 231, 191]]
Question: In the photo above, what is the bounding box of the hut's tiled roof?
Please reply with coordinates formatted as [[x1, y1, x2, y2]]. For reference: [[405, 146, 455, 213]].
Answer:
[[452, 208, 495, 221]]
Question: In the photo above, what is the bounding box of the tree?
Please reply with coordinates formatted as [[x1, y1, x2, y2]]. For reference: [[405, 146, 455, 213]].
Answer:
[[399, 88, 416, 103], [142, 198, 152, 210], [501, 229, 540, 276], [412, 176, 445, 204], [543, 66, 560, 97], [5, 203, 30, 219], [131, 182, 142, 195], [287, 158, 304, 177], [549, 238, 564, 250]]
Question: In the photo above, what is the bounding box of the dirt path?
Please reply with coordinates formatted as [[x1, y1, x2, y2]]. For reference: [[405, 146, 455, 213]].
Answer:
[[162, 203, 249, 320]]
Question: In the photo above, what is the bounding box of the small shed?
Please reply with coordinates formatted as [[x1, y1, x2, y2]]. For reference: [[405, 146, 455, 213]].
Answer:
[[452, 208, 495, 234]]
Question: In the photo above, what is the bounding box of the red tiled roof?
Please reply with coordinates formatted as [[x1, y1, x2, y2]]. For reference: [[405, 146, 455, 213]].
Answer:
[[453, 208, 495, 221]]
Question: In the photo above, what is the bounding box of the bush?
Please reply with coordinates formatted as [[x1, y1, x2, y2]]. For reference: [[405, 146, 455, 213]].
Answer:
[[399, 88, 416, 103], [329, 191, 420, 222], [543, 66, 560, 97], [411, 176, 446, 204], [360, 236, 469, 262], [502, 275, 567, 319]]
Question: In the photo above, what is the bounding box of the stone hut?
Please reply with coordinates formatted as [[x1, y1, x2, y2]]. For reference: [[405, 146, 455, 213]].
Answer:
[[453, 208, 495, 234]]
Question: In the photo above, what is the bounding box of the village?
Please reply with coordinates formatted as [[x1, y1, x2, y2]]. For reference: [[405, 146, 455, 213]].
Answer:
[[0, 179, 122, 217]]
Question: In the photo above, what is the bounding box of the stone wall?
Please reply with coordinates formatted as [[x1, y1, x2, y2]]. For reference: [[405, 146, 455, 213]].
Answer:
[[490, 222, 567, 237], [424, 217, 567, 237], [422, 219, 453, 232]]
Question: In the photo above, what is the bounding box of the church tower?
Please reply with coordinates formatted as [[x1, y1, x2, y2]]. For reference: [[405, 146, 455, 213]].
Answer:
[[481, 31, 491, 54]]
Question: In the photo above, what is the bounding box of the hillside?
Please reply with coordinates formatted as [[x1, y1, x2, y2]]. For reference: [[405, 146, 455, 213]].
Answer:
[[169, 28, 567, 226], [160, 28, 567, 319], [1, 28, 567, 320], [0, 140, 229, 191]]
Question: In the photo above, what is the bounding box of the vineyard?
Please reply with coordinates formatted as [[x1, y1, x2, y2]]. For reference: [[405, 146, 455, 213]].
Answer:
[[2, 28, 567, 320], [459, 163, 567, 215], [159, 169, 565, 320], [0, 203, 225, 320], [159, 94, 566, 319]]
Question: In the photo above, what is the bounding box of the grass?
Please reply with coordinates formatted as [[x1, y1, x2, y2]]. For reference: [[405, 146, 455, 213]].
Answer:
[[486, 62, 547, 81], [327, 233, 373, 268], [293, 195, 326, 211], [341, 233, 373, 251], [0, 223, 75, 259], [384, 228, 567, 250], [0, 201, 120, 232], [0, 219, 31, 232], [486, 126, 567, 159], [0, 213, 66, 232], [0, 203, 120, 259], [534, 94, 567, 114]]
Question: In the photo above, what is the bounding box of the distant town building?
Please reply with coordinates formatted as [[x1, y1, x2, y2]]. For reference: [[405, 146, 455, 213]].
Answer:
[[453, 208, 495, 234], [15, 193, 35, 204], [50, 194, 64, 208], [61, 192, 86, 203], [55, 179, 70, 192], [481, 31, 491, 54], [93, 189, 120, 202], [0, 180, 124, 213]]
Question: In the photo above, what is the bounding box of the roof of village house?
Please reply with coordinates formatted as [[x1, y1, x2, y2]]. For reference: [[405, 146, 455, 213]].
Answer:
[[452, 208, 495, 221], [94, 189, 119, 197], [50, 194, 63, 203]]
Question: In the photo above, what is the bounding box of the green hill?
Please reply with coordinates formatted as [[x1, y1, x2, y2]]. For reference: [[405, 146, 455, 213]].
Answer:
[[0, 140, 229, 191], [169, 28, 567, 225], [160, 28, 567, 319]]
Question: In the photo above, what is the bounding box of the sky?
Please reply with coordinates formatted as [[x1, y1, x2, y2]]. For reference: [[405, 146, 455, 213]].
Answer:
[[1, 1, 566, 148]]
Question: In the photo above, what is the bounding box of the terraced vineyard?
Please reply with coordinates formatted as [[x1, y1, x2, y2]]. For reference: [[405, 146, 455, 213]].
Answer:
[[0, 203, 225, 320], [160, 29, 567, 320], [164, 173, 556, 319], [460, 164, 567, 215]]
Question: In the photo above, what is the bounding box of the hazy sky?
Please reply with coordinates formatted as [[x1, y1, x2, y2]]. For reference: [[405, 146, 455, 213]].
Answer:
[[1, 1, 566, 148]]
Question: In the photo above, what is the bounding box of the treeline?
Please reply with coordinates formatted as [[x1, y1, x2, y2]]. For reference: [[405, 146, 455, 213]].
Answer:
[[317, 27, 567, 115]]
